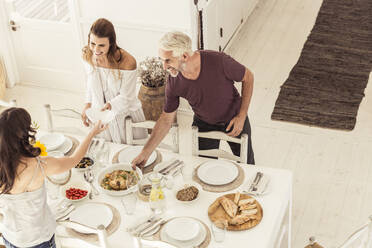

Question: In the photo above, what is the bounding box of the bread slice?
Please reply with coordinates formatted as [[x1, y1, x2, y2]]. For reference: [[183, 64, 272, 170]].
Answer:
[[239, 203, 257, 211], [241, 209, 258, 216], [229, 214, 253, 225], [219, 197, 238, 218], [238, 198, 255, 206], [233, 192, 240, 204]]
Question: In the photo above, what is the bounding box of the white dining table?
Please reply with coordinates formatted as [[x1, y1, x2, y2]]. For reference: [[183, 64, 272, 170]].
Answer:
[[49, 137, 292, 248]]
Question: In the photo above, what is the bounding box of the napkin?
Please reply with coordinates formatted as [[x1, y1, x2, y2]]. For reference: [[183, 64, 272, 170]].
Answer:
[[244, 173, 270, 195]]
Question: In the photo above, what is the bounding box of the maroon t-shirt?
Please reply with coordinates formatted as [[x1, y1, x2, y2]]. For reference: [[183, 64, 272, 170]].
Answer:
[[164, 50, 246, 124]]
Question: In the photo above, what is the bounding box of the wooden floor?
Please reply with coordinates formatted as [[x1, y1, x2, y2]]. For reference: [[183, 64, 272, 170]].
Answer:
[[3, 0, 372, 247], [226, 0, 372, 247]]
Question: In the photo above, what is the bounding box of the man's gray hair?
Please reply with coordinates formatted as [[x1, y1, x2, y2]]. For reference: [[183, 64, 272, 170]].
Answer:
[[159, 31, 193, 58]]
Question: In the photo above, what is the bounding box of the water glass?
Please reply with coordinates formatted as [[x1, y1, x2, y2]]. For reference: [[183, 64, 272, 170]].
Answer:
[[211, 221, 226, 243], [121, 192, 138, 215], [181, 165, 194, 183]]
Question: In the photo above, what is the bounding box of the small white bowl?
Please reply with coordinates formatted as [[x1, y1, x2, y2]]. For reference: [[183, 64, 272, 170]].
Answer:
[[40, 133, 66, 151], [86, 108, 115, 125], [72, 157, 95, 172], [97, 163, 143, 197], [60, 180, 90, 202], [174, 183, 201, 204]]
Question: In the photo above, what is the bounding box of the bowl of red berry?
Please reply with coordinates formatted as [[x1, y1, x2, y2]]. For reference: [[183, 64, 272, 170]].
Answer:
[[60, 180, 90, 202]]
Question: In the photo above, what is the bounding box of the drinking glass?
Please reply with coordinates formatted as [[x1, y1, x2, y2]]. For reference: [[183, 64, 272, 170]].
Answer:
[[181, 165, 194, 183], [121, 192, 138, 215], [211, 221, 226, 243]]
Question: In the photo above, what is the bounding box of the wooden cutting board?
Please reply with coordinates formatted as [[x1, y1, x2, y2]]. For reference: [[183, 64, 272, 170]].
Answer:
[[208, 193, 263, 231]]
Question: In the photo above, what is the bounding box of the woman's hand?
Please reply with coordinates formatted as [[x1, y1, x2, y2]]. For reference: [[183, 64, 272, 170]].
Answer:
[[81, 109, 90, 127], [82, 103, 92, 127], [101, 103, 112, 111], [89, 120, 107, 136]]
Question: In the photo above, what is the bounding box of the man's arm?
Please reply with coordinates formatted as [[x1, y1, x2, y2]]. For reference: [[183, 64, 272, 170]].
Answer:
[[132, 111, 177, 168], [226, 68, 254, 136]]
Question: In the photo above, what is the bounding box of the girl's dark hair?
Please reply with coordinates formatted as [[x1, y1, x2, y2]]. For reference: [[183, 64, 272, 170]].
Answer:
[[0, 108, 40, 194]]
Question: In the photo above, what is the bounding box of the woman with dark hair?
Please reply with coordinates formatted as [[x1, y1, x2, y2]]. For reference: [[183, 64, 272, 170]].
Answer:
[[81, 18, 147, 144], [0, 108, 106, 248]]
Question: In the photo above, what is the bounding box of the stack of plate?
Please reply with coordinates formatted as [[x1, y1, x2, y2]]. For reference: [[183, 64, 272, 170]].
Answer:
[[40, 133, 73, 156], [117, 146, 157, 168], [160, 217, 207, 247], [69, 203, 113, 234], [196, 160, 239, 186]]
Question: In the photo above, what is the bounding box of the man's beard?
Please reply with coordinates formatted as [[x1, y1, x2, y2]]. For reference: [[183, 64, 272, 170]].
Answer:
[[167, 61, 186, 77]]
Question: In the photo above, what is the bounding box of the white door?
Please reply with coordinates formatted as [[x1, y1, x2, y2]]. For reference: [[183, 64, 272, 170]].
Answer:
[[3, 0, 84, 92]]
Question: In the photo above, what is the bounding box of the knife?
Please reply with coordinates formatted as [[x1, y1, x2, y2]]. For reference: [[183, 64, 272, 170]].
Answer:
[[162, 161, 183, 175], [159, 160, 180, 174], [158, 159, 180, 174], [139, 219, 165, 237], [131, 216, 160, 235]]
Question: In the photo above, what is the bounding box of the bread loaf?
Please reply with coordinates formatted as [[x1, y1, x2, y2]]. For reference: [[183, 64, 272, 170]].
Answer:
[[233, 192, 240, 204], [219, 197, 238, 218], [238, 198, 255, 206], [239, 203, 257, 211]]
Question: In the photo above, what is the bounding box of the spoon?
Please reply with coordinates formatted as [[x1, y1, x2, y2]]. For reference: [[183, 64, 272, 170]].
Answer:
[[84, 170, 99, 197]]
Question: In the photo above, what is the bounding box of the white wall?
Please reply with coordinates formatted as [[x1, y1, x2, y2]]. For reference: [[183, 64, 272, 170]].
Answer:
[[76, 0, 194, 62]]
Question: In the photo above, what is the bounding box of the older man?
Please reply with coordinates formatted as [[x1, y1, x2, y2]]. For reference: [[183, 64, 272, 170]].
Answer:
[[132, 31, 255, 167]]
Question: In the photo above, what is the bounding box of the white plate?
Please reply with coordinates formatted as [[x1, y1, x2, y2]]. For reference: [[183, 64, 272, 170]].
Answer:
[[40, 133, 66, 151], [86, 108, 115, 124], [160, 218, 206, 247], [69, 203, 113, 234], [197, 160, 239, 185], [51, 136, 73, 154], [118, 146, 157, 167], [164, 217, 200, 241]]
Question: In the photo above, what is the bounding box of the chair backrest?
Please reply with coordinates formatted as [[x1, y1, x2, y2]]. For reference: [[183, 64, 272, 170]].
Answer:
[[125, 116, 179, 153], [57, 221, 108, 248], [306, 216, 372, 248], [338, 216, 372, 248], [191, 126, 248, 163], [44, 104, 86, 135], [0, 99, 16, 108]]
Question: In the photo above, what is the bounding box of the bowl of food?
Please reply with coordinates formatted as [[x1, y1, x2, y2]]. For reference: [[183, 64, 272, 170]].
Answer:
[[97, 163, 143, 196], [174, 183, 201, 204], [60, 180, 90, 202], [73, 157, 95, 172]]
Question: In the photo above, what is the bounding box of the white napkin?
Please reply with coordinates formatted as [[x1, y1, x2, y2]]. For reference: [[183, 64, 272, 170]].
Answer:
[[244, 173, 270, 195]]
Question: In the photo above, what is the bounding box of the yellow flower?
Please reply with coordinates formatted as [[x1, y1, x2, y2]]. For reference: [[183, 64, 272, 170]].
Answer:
[[33, 141, 48, 156]]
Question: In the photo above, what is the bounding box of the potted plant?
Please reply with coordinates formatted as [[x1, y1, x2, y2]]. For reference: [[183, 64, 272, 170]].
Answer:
[[138, 57, 169, 121]]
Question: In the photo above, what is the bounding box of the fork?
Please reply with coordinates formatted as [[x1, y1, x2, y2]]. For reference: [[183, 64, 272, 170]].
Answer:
[[251, 172, 263, 192]]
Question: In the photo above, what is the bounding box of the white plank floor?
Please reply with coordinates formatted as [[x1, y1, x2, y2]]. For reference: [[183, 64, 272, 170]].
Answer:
[[3, 0, 372, 247], [225, 0, 372, 247]]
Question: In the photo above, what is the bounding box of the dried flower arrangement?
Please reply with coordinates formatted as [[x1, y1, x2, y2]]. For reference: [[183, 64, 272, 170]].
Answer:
[[138, 57, 169, 88]]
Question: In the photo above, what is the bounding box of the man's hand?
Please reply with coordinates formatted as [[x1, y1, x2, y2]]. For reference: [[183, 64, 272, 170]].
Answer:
[[131, 152, 149, 170], [101, 103, 112, 111], [226, 114, 246, 137]]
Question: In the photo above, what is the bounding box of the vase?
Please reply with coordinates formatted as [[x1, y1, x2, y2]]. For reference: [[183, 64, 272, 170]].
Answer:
[[138, 84, 165, 121]]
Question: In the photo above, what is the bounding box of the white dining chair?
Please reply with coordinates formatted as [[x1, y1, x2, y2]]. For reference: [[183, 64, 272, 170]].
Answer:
[[306, 216, 372, 248], [44, 104, 87, 135], [191, 126, 248, 163], [0, 99, 16, 108], [125, 116, 179, 153], [56, 221, 109, 248]]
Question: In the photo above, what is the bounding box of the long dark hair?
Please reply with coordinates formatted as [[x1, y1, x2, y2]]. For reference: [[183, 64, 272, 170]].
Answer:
[[82, 18, 122, 79], [0, 108, 40, 194]]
